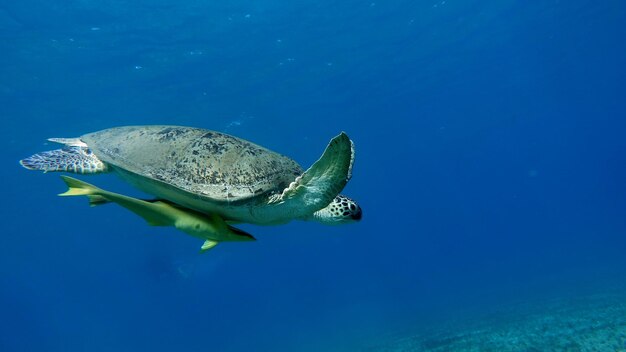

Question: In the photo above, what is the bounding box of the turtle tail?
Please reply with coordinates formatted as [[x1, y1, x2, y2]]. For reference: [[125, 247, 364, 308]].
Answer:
[[20, 146, 108, 174]]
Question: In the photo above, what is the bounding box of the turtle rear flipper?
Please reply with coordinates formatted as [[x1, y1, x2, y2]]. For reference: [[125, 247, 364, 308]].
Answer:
[[20, 146, 108, 174], [273, 132, 354, 218]]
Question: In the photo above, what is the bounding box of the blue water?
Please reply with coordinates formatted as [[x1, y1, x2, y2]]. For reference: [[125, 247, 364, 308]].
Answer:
[[1, 1, 625, 351]]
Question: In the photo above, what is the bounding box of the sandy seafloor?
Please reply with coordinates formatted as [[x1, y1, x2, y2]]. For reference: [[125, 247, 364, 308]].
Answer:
[[361, 287, 626, 352]]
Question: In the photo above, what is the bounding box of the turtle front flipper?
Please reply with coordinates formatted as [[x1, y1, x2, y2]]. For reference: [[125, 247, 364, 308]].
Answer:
[[270, 132, 355, 220], [20, 146, 108, 174]]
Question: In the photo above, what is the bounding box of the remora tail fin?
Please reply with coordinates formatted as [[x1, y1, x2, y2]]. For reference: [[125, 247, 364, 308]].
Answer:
[[59, 175, 102, 196], [59, 175, 109, 206]]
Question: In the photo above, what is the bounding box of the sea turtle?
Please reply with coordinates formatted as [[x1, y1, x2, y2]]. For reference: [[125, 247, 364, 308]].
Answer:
[[20, 125, 361, 250]]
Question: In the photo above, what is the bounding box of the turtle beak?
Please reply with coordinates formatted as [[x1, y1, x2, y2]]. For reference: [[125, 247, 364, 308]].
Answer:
[[351, 206, 362, 221]]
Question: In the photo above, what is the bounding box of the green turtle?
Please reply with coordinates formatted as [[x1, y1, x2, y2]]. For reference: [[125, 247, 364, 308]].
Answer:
[[20, 125, 361, 250]]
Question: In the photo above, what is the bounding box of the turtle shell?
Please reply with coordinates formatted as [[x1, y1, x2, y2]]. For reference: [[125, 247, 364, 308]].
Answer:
[[81, 126, 303, 202]]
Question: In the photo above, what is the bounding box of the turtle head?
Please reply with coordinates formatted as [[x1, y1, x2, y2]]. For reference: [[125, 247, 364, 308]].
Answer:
[[307, 195, 362, 225]]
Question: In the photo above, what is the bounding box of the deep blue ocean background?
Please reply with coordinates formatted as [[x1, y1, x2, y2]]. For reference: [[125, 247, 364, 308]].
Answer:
[[1, 1, 625, 351]]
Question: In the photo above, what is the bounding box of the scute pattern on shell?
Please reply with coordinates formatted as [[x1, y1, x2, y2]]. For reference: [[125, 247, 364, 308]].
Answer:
[[81, 126, 303, 202]]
